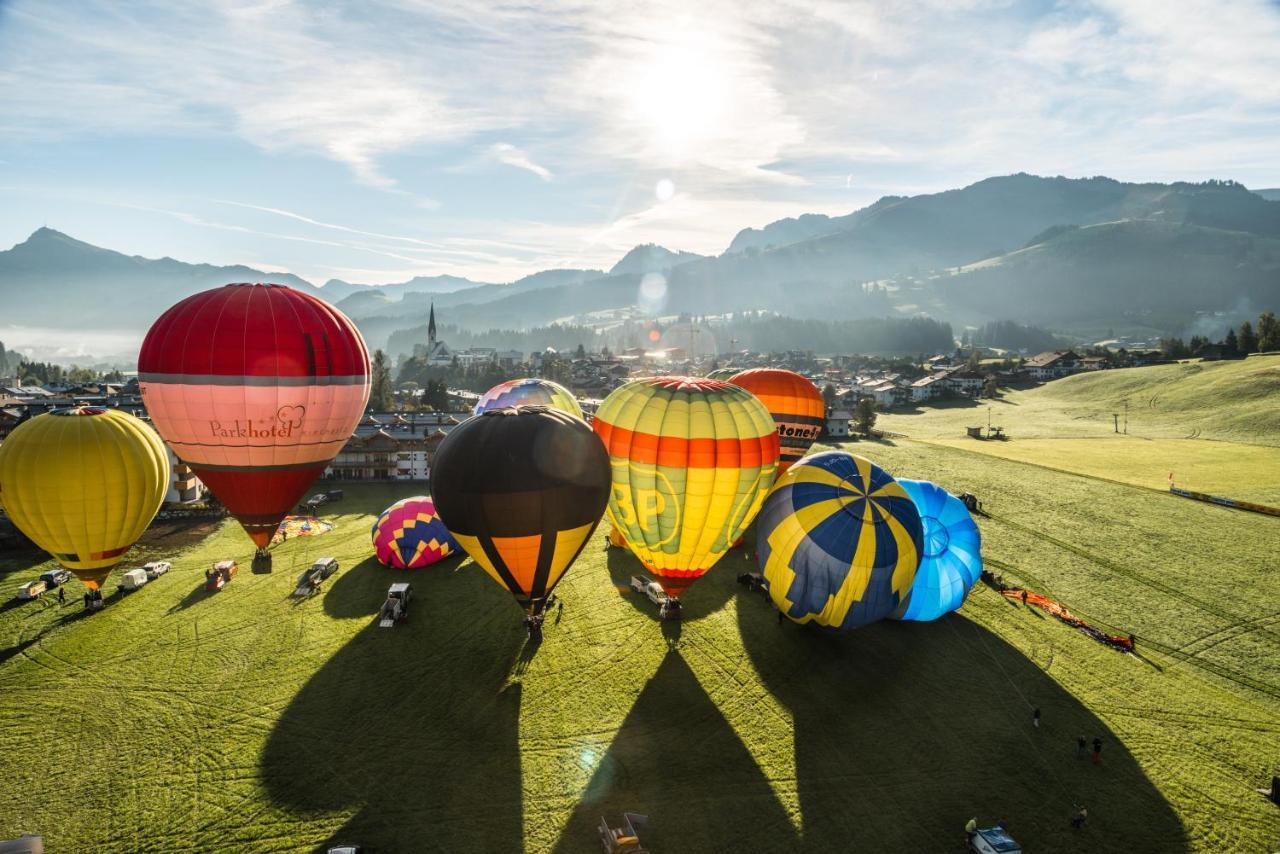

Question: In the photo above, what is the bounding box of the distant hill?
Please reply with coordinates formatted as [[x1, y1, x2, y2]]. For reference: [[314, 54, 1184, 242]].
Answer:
[[940, 219, 1280, 329], [324, 274, 490, 302], [0, 228, 321, 330], [1253, 188, 1280, 202], [608, 244, 705, 275]]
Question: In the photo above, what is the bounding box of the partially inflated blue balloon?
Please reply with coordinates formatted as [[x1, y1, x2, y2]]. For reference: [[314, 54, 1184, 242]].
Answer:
[[890, 479, 982, 621]]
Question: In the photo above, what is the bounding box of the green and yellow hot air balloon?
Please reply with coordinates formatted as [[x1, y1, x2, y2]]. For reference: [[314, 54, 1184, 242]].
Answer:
[[0, 407, 170, 591], [594, 377, 780, 607]]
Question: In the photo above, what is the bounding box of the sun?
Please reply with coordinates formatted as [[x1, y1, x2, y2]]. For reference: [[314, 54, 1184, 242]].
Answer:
[[620, 35, 731, 158]]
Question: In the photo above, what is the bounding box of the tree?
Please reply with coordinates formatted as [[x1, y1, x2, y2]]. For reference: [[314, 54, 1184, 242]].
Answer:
[[1258, 311, 1280, 352], [854, 398, 877, 437], [821, 383, 836, 410], [1238, 321, 1258, 354], [574, 343, 587, 361], [966, 350, 981, 371], [1224, 327, 1238, 355], [982, 376, 1000, 399], [370, 349, 393, 411]]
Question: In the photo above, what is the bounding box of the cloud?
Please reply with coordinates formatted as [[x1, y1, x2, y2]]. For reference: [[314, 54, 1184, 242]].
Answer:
[[487, 143, 552, 180]]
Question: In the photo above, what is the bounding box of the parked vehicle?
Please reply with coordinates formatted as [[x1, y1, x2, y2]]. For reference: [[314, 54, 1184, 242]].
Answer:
[[39, 568, 73, 588], [205, 560, 238, 592], [120, 568, 149, 592], [378, 583, 413, 627], [293, 557, 339, 597], [143, 561, 171, 579], [17, 580, 47, 601], [969, 826, 1021, 854], [324, 489, 344, 502]]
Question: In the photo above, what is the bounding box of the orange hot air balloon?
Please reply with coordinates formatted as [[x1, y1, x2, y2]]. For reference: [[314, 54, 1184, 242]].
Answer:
[[138, 284, 370, 571], [729, 368, 825, 473]]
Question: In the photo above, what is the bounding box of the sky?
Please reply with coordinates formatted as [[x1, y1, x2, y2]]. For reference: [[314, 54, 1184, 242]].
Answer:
[[1, 0, 1279, 286]]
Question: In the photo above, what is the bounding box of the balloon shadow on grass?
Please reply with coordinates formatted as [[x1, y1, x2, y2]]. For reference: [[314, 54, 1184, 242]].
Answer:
[[263, 555, 527, 853], [735, 594, 1186, 851], [321, 553, 468, 619], [550, 649, 801, 854]]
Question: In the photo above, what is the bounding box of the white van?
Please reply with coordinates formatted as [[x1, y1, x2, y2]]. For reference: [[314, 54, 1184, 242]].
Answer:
[[120, 568, 149, 592]]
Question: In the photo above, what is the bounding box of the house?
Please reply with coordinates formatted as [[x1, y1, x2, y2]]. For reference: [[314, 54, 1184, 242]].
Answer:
[[825, 408, 853, 437], [325, 412, 466, 481], [1023, 350, 1082, 381], [1078, 357, 1109, 371]]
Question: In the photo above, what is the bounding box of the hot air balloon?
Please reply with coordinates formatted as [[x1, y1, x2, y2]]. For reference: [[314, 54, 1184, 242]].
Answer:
[[138, 283, 370, 572], [473, 378, 582, 419], [431, 406, 610, 623], [757, 451, 922, 632], [371, 496, 459, 569], [728, 368, 825, 473], [594, 377, 779, 613], [0, 407, 169, 594], [889, 479, 982, 621]]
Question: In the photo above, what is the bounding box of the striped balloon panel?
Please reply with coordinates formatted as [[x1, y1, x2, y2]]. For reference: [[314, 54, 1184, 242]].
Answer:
[[890, 479, 982, 622], [729, 368, 826, 472], [594, 377, 780, 596], [371, 496, 459, 569], [0, 408, 169, 588], [473, 378, 583, 419], [430, 408, 611, 608], [758, 451, 922, 631], [138, 284, 370, 547]]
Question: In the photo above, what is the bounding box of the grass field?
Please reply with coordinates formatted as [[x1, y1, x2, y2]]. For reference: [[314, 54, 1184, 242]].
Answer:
[[0, 361, 1278, 852]]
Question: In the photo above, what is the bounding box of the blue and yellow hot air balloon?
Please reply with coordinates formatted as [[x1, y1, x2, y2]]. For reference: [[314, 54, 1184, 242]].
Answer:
[[473, 378, 582, 420], [756, 451, 922, 631], [0, 407, 170, 591], [889, 479, 982, 622]]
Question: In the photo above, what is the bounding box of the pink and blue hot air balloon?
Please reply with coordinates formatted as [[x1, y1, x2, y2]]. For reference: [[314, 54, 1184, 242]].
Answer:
[[890, 479, 982, 621], [371, 496, 459, 569]]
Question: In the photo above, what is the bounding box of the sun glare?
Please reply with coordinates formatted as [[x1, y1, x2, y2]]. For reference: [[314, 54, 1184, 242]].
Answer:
[[622, 36, 731, 158]]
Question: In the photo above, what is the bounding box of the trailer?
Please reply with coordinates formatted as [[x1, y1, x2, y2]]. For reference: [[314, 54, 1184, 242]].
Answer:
[[120, 568, 149, 592], [16, 580, 46, 601]]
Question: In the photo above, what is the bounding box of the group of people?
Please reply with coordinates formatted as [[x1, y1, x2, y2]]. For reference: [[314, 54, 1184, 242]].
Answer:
[[1076, 735, 1104, 764]]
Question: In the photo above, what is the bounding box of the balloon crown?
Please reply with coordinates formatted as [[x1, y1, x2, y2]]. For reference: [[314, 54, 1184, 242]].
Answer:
[[224, 282, 287, 289], [50, 406, 109, 417], [481, 404, 553, 417]]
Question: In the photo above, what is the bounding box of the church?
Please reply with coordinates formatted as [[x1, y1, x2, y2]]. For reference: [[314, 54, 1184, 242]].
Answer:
[[414, 303, 454, 366]]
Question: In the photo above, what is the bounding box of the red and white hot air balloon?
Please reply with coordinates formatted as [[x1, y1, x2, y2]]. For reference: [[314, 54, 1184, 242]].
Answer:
[[139, 283, 370, 570]]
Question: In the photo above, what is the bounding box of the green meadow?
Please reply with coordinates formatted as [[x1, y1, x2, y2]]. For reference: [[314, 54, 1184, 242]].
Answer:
[[0, 359, 1278, 852]]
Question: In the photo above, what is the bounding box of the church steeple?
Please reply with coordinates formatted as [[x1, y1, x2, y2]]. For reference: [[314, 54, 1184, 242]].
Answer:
[[428, 302, 437, 346]]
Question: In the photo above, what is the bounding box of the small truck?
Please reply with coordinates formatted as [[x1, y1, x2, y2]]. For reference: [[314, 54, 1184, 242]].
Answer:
[[969, 826, 1021, 854], [378, 582, 412, 627], [630, 575, 681, 619], [293, 557, 339, 597], [205, 560, 238, 592], [39, 568, 72, 588]]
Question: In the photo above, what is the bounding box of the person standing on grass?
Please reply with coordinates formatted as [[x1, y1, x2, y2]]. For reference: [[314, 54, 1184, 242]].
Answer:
[[1076, 735, 1087, 759], [965, 817, 977, 842], [1033, 707, 1041, 728], [58, 586, 65, 605], [1092, 737, 1103, 764], [1071, 806, 1088, 829]]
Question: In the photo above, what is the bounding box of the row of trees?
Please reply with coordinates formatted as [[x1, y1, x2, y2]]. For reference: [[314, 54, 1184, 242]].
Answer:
[[1159, 311, 1279, 359]]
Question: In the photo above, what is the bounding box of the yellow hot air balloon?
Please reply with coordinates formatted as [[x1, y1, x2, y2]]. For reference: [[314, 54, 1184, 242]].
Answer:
[[0, 407, 170, 591], [594, 377, 780, 610]]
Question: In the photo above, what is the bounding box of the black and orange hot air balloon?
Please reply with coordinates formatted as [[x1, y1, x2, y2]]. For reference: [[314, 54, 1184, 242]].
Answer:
[[430, 406, 611, 623], [138, 284, 371, 571], [729, 368, 825, 474]]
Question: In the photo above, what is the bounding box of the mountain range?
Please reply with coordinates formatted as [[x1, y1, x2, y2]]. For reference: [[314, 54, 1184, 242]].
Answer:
[[2, 174, 1278, 361]]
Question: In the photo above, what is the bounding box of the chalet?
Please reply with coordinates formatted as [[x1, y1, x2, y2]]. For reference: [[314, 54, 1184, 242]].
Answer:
[[910, 375, 945, 402], [326, 412, 466, 481], [1023, 350, 1082, 381], [940, 369, 988, 398], [1078, 357, 1109, 371]]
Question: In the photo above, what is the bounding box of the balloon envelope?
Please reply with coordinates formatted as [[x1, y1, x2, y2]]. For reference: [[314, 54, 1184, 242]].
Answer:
[[0, 407, 169, 590], [138, 283, 370, 549], [757, 451, 922, 631], [431, 406, 610, 610], [890, 479, 982, 621], [473, 378, 582, 419], [594, 377, 779, 597], [371, 496, 459, 569], [728, 368, 825, 473], [704, 368, 738, 381]]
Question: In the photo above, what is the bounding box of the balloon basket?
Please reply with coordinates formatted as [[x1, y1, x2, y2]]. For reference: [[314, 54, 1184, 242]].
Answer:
[[658, 598, 682, 621], [251, 551, 273, 574]]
